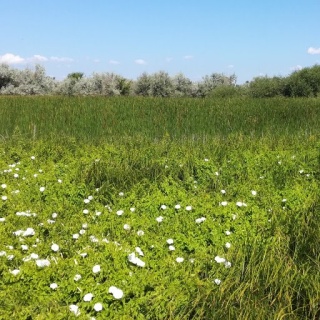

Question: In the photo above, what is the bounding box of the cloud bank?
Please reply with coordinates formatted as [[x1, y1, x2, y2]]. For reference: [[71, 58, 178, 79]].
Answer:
[[0, 53, 74, 65]]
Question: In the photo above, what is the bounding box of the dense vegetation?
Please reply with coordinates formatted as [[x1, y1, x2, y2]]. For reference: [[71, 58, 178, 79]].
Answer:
[[1, 63, 320, 98], [0, 97, 320, 319]]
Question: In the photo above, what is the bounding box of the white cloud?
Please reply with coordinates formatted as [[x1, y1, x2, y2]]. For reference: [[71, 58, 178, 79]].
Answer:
[[183, 55, 194, 60], [135, 59, 147, 65], [227, 64, 234, 68], [0, 53, 25, 64], [31, 55, 48, 62], [109, 59, 120, 65], [50, 56, 73, 62], [290, 65, 302, 71], [307, 47, 320, 55]]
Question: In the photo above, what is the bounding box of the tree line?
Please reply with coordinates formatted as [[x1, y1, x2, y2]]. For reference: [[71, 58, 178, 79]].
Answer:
[[0, 63, 319, 98]]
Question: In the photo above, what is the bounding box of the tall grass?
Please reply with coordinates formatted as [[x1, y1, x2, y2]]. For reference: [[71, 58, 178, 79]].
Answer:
[[1, 96, 320, 143]]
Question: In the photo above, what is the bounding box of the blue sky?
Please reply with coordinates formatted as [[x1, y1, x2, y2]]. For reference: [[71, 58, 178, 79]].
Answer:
[[1, 0, 320, 83]]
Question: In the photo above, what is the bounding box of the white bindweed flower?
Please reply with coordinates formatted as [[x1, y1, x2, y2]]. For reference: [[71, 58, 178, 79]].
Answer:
[[174, 204, 181, 210], [251, 190, 257, 196], [52, 212, 58, 219], [73, 234, 80, 239], [84, 198, 90, 204], [1, 183, 7, 189], [51, 243, 59, 252], [119, 192, 124, 197], [50, 283, 58, 290], [220, 201, 228, 206], [39, 187, 45, 192], [93, 303, 103, 312], [225, 230, 231, 236], [74, 274, 82, 281], [31, 156, 35, 160], [10, 269, 20, 276], [23, 228, 35, 237], [21, 245, 29, 251], [214, 256, 226, 264], [156, 216, 164, 223], [30, 253, 39, 259], [69, 304, 80, 316], [123, 224, 131, 230], [83, 209, 89, 214], [14, 173, 19, 178], [236, 201, 243, 207], [36, 259, 50, 267], [214, 279, 221, 285], [186, 206, 192, 211], [225, 242, 231, 249], [160, 204, 167, 210], [79, 229, 86, 235], [128, 252, 145, 267], [135, 247, 144, 256], [130, 207, 135, 212], [195, 217, 206, 224], [204, 158, 209, 162], [221, 189, 226, 194], [92, 265, 101, 273], [1, 195, 7, 201], [168, 245, 175, 251], [176, 257, 184, 263], [109, 286, 124, 299], [58, 179, 62, 183], [82, 223, 88, 229], [167, 238, 174, 245], [95, 211, 101, 216], [0, 217, 5, 222], [137, 230, 144, 236], [116, 210, 124, 216], [225, 261, 232, 268], [83, 293, 94, 302]]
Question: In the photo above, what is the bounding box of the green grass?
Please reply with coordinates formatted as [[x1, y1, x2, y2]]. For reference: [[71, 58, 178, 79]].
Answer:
[[0, 96, 319, 319]]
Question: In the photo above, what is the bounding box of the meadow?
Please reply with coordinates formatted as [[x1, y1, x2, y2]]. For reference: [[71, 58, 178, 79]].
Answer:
[[0, 96, 320, 319]]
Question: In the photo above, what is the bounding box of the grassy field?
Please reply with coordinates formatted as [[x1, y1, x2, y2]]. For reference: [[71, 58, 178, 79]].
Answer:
[[0, 96, 320, 319]]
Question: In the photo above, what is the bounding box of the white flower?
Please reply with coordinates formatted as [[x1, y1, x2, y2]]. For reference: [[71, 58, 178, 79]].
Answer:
[[23, 228, 35, 237], [221, 189, 226, 194], [92, 265, 101, 273], [186, 206, 192, 211], [21, 245, 29, 251], [215, 171, 219, 176], [214, 279, 221, 285], [160, 204, 167, 210], [52, 212, 58, 219], [84, 198, 90, 204], [80, 252, 87, 258], [82, 223, 88, 229], [51, 243, 59, 252], [73, 233, 80, 239], [130, 207, 135, 212], [137, 230, 144, 236], [95, 211, 101, 216], [225, 261, 232, 268], [0, 217, 5, 222], [225, 242, 231, 249], [1, 195, 7, 201], [204, 158, 209, 162], [1, 183, 7, 189], [123, 224, 131, 230], [236, 201, 243, 207], [135, 247, 144, 256], [69, 304, 80, 316], [176, 257, 184, 263], [168, 245, 175, 251], [166, 238, 174, 245], [251, 190, 257, 196], [195, 217, 206, 224], [88, 195, 93, 200], [93, 303, 103, 312], [156, 216, 164, 223], [31, 156, 35, 160], [83, 293, 94, 302], [128, 252, 145, 267], [36, 259, 50, 267], [10, 269, 20, 276], [14, 173, 19, 178], [74, 274, 82, 281], [214, 256, 226, 264], [220, 201, 228, 206], [39, 187, 45, 192], [58, 179, 62, 183], [79, 229, 86, 235], [109, 286, 124, 299], [119, 192, 124, 197], [83, 209, 89, 214], [225, 230, 231, 236], [116, 210, 124, 216], [0, 251, 6, 256], [50, 283, 58, 290], [174, 204, 181, 209], [30, 253, 39, 259]]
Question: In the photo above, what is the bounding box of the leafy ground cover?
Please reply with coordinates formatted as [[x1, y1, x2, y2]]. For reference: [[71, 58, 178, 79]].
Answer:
[[0, 97, 320, 319]]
